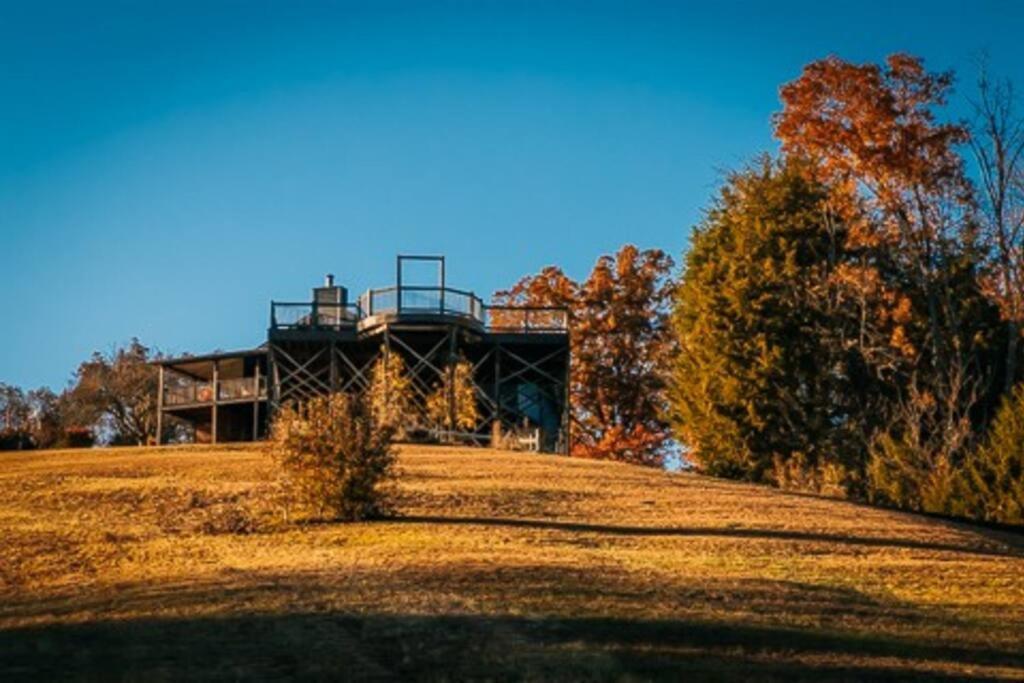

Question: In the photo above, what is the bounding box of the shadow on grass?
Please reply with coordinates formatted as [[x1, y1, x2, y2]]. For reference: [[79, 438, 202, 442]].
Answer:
[[2, 610, 1021, 681], [391, 515, 1024, 559]]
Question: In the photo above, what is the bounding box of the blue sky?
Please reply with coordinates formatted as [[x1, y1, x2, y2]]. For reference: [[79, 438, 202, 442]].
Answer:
[[2, 1, 1022, 390]]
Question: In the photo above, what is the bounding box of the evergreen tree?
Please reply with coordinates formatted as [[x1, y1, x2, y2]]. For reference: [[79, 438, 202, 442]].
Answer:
[[671, 158, 876, 488], [954, 383, 1024, 524]]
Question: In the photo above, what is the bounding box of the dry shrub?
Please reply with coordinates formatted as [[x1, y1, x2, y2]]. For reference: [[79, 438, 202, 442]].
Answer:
[[866, 433, 959, 514], [772, 453, 851, 499], [270, 392, 396, 521]]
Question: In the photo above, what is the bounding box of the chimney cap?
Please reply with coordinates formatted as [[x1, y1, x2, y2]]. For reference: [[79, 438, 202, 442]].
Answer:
[[325, 273, 335, 287]]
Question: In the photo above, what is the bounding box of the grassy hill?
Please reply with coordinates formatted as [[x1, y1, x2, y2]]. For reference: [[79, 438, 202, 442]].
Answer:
[[1, 444, 1023, 681]]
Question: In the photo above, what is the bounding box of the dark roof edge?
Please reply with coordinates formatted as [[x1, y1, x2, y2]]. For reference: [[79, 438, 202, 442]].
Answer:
[[152, 345, 267, 367]]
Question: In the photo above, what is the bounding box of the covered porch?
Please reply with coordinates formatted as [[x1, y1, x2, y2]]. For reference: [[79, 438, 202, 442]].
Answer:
[[156, 348, 268, 443]]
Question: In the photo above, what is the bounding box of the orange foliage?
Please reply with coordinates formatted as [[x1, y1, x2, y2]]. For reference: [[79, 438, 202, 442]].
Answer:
[[775, 54, 973, 366], [496, 245, 675, 466]]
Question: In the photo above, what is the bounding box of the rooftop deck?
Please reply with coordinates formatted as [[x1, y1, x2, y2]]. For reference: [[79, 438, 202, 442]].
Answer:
[[270, 285, 568, 335]]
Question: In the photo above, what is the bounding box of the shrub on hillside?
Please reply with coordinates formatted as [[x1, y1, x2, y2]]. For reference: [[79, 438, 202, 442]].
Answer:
[[866, 433, 959, 515], [0, 429, 33, 451], [270, 392, 396, 521], [62, 426, 95, 449], [772, 452, 852, 499], [955, 384, 1024, 525]]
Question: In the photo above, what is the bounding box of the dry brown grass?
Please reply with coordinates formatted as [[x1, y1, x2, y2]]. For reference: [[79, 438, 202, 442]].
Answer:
[[1, 443, 1023, 680]]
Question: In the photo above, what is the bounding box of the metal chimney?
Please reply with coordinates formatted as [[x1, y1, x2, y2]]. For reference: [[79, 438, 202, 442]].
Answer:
[[325, 273, 335, 287]]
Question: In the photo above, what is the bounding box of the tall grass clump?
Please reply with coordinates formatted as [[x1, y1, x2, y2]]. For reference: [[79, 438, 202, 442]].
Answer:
[[270, 392, 396, 521]]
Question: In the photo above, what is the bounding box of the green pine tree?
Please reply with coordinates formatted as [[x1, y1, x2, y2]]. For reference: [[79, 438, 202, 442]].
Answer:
[[670, 158, 875, 491], [955, 383, 1024, 524]]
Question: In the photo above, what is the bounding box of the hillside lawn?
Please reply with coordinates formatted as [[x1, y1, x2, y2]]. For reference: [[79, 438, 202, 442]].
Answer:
[[1, 444, 1023, 681]]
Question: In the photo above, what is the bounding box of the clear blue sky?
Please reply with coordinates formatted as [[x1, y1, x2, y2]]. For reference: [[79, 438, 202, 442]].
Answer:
[[2, 1, 1022, 390]]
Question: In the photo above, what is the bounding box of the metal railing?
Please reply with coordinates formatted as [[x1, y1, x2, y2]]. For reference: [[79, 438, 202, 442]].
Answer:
[[164, 382, 213, 406], [359, 286, 484, 321], [164, 377, 267, 406], [272, 286, 568, 334], [270, 302, 362, 330], [218, 376, 267, 401], [484, 306, 570, 333]]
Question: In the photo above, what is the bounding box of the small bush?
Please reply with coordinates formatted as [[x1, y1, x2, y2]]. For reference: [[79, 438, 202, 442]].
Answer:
[[772, 452, 851, 499], [270, 392, 396, 521], [866, 433, 957, 515], [62, 427, 95, 449], [0, 429, 34, 451]]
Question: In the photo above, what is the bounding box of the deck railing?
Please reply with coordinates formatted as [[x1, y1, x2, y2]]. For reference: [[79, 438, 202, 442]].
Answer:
[[359, 286, 484, 321], [484, 306, 570, 333], [272, 286, 568, 334], [164, 382, 212, 406], [218, 376, 267, 401], [164, 377, 267, 406], [270, 302, 363, 331]]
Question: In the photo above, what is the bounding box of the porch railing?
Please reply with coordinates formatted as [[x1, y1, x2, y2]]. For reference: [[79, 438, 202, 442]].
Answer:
[[164, 377, 267, 406], [218, 376, 267, 401]]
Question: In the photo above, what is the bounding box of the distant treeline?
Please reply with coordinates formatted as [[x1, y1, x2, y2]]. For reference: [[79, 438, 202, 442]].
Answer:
[[0, 339, 178, 450]]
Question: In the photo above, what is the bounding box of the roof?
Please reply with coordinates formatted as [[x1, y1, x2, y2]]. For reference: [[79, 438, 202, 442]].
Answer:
[[153, 346, 267, 380], [153, 346, 267, 367]]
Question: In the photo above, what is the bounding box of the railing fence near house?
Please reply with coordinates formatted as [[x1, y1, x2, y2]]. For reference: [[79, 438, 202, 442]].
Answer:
[[429, 427, 542, 452], [163, 377, 266, 406], [217, 376, 266, 401], [164, 382, 212, 406]]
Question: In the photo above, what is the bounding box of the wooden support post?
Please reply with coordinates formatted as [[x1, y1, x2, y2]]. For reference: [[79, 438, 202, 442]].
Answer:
[[493, 344, 502, 448], [447, 328, 457, 435], [563, 345, 571, 455], [252, 362, 261, 441], [156, 365, 164, 446], [439, 256, 446, 314], [396, 256, 402, 315], [383, 328, 391, 400], [269, 345, 281, 410], [329, 340, 339, 392], [212, 360, 219, 445]]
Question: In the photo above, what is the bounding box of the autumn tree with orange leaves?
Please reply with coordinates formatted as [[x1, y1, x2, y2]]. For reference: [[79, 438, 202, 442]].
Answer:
[[774, 54, 1005, 510], [775, 54, 977, 371], [496, 245, 675, 466]]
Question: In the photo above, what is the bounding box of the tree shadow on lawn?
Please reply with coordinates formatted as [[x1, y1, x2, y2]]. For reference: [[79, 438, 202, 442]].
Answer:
[[392, 515, 1024, 559], [2, 609, 1021, 681]]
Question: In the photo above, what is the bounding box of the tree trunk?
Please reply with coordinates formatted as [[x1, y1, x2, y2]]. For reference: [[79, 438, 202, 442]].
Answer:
[[1007, 320, 1020, 393]]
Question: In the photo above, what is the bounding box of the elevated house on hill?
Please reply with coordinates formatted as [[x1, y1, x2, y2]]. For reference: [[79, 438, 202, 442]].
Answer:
[[155, 255, 570, 452]]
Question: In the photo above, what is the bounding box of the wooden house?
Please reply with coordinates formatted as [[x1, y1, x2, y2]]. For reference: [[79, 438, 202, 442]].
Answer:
[[155, 256, 570, 452]]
